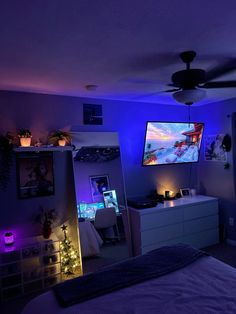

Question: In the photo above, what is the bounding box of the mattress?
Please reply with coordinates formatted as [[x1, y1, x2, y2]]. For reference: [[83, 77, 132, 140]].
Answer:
[[22, 255, 236, 314]]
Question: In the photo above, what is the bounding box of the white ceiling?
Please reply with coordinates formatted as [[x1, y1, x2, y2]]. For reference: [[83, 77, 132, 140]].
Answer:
[[1, 0, 236, 106]]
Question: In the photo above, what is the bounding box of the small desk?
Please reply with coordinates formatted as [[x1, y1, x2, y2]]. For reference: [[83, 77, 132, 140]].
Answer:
[[79, 220, 103, 258]]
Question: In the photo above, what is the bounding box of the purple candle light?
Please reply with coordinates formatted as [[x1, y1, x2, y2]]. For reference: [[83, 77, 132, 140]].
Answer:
[[4, 232, 14, 246]]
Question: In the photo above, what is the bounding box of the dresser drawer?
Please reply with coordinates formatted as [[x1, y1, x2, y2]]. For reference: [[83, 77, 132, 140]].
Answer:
[[141, 223, 183, 246], [182, 228, 219, 249], [184, 215, 219, 235], [142, 237, 185, 254], [183, 200, 218, 220], [141, 209, 182, 231]]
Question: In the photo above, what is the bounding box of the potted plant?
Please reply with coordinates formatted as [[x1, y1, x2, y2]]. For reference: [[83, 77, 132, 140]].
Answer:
[[35, 206, 57, 239], [0, 133, 14, 190], [18, 129, 32, 147], [48, 130, 72, 147]]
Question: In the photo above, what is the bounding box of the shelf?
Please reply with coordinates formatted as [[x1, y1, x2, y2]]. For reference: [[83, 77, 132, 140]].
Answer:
[[13, 146, 73, 153], [2, 283, 22, 291], [0, 260, 21, 267], [44, 271, 61, 279], [23, 280, 43, 294], [1, 272, 21, 279], [42, 249, 60, 256], [1, 274, 22, 288], [0, 238, 62, 301], [1, 285, 22, 300], [44, 274, 61, 288], [0, 251, 21, 263]]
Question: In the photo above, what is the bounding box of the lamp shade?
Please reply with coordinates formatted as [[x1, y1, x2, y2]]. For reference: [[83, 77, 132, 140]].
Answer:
[[173, 88, 206, 105]]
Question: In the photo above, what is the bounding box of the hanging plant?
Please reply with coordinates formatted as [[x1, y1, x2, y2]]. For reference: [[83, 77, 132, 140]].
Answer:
[[0, 133, 14, 190]]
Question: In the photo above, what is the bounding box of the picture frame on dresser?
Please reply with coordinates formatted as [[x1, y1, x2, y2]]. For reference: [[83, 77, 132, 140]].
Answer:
[[180, 188, 191, 197]]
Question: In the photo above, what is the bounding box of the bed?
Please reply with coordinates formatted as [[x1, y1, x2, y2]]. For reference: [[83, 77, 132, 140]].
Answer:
[[22, 244, 236, 314], [79, 220, 103, 258]]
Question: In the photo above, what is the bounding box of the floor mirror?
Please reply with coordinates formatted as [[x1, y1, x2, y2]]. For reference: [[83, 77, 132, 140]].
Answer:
[[71, 132, 131, 274]]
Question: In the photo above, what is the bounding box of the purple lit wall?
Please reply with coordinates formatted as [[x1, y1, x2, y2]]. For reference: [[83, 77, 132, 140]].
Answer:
[[0, 91, 199, 197], [1, 91, 236, 242], [193, 98, 236, 242], [0, 148, 79, 249], [0, 90, 199, 243]]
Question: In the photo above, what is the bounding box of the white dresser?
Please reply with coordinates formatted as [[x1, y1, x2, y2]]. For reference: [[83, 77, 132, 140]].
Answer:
[[129, 195, 219, 256]]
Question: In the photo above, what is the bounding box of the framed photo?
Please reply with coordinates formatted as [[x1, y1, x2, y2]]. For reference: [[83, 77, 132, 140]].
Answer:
[[180, 188, 191, 197], [83, 104, 103, 125], [89, 175, 110, 201], [204, 134, 227, 162], [16, 152, 55, 199]]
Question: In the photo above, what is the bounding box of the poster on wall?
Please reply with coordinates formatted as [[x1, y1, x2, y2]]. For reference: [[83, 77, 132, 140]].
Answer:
[[204, 134, 227, 162], [17, 152, 55, 199], [89, 175, 110, 202]]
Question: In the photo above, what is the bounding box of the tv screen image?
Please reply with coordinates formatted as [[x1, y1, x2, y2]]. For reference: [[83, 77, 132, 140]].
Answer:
[[78, 202, 104, 219], [103, 190, 119, 214], [142, 122, 204, 166]]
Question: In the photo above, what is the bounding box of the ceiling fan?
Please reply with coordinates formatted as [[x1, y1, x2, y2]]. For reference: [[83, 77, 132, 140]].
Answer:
[[166, 51, 236, 105]]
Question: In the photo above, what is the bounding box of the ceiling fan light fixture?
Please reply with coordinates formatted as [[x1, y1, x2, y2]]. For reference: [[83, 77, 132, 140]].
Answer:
[[173, 88, 206, 105]]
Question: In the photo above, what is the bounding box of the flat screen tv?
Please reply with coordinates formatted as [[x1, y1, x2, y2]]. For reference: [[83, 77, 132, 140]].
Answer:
[[142, 122, 204, 166]]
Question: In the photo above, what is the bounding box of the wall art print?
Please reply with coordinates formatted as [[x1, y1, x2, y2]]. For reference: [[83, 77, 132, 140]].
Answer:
[[89, 175, 110, 202], [17, 152, 55, 199], [204, 134, 227, 162]]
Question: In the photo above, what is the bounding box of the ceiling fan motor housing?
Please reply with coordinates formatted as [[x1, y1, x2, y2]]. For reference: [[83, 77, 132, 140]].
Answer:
[[180, 51, 196, 64], [171, 69, 206, 89]]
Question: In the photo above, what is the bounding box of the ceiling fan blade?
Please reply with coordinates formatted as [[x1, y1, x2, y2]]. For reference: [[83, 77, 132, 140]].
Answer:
[[131, 90, 168, 100], [200, 81, 236, 88], [132, 88, 181, 100], [165, 88, 181, 93], [119, 77, 166, 84], [125, 52, 177, 73], [205, 58, 236, 81]]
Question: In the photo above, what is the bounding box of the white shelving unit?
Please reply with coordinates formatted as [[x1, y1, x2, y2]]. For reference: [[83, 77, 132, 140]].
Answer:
[[0, 237, 61, 301], [129, 195, 219, 256]]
